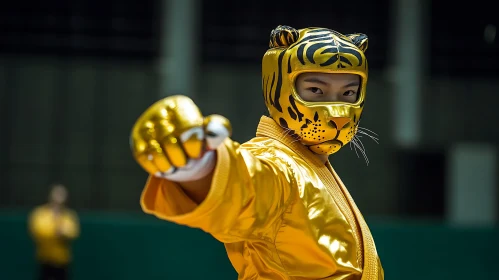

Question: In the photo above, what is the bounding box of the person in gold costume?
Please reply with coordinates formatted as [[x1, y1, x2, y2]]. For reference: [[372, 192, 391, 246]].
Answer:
[[28, 184, 80, 280], [131, 25, 384, 279]]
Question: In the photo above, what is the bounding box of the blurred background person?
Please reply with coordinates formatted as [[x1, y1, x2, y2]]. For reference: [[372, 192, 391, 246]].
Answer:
[[28, 184, 80, 280]]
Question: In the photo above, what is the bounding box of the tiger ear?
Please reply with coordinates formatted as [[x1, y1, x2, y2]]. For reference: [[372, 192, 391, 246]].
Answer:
[[347, 33, 368, 52], [269, 25, 299, 48]]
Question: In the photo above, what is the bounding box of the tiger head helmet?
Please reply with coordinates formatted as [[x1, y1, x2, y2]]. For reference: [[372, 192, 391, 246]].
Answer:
[[262, 25, 369, 155]]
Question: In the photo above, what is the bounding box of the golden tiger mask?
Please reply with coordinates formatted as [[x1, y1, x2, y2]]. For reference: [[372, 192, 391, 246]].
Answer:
[[262, 25, 369, 155]]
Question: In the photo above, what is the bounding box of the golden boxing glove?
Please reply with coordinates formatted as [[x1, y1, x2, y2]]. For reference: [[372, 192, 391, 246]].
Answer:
[[130, 95, 232, 180]]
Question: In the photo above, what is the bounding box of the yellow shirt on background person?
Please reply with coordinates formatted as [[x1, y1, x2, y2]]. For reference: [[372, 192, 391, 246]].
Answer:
[[141, 116, 384, 280], [28, 205, 80, 266]]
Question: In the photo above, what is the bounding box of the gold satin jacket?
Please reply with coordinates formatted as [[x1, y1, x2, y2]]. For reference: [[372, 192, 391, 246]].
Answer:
[[141, 116, 384, 279], [28, 205, 80, 266]]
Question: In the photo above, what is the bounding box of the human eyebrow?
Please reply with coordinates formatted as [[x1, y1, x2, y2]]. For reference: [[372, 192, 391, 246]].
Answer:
[[303, 78, 329, 86], [342, 81, 360, 88]]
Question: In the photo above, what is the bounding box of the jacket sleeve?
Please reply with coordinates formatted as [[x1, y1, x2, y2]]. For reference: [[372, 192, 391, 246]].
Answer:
[[60, 211, 80, 240], [140, 139, 297, 242], [28, 209, 56, 240]]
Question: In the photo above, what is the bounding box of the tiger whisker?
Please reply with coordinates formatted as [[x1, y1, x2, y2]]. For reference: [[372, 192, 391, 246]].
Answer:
[[353, 137, 368, 162], [279, 128, 302, 145], [357, 130, 379, 144], [354, 135, 366, 152], [282, 128, 292, 137], [350, 141, 360, 158], [358, 132, 378, 142], [279, 128, 293, 142], [351, 138, 369, 166], [358, 126, 378, 136]]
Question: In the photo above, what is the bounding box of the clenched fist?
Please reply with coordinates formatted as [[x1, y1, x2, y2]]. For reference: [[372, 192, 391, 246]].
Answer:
[[130, 95, 232, 180]]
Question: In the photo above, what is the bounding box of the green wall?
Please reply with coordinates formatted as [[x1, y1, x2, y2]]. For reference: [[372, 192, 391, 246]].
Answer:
[[0, 212, 497, 279]]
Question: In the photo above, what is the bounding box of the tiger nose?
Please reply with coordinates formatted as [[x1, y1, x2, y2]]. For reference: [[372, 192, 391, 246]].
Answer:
[[329, 117, 351, 130]]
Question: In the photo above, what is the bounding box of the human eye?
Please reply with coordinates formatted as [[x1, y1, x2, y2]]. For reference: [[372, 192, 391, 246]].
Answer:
[[308, 87, 323, 94], [343, 90, 357, 96]]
